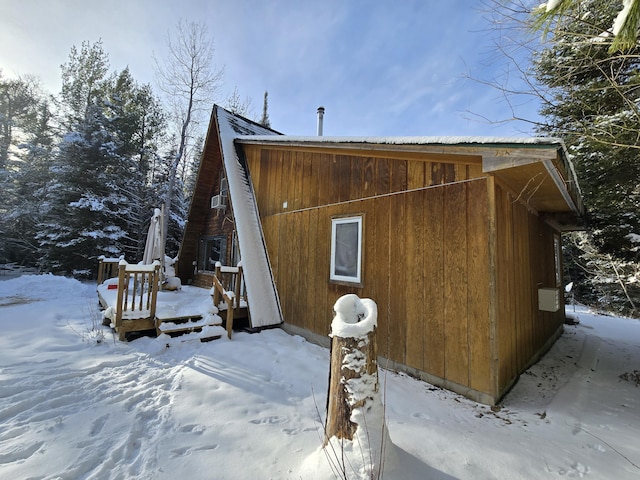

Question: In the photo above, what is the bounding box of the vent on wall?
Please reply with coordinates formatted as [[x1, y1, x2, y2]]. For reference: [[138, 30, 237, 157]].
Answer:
[[211, 194, 226, 210], [538, 288, 560, 312]]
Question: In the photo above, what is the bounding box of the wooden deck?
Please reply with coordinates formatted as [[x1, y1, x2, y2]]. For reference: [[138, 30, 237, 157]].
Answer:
[[97, 258, 248, 341], [97, 278, 224, 341]]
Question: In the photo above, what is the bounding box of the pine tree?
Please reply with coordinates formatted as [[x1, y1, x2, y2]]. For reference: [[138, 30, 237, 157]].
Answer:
[[38, 43, 165, 275], [102, 68, 166, 262], [59, 40, 109, 127], [528, 0, 640, 315], [0, 74, 48, 265], [532, 0, 640, 261], [38, 103, 128, 275], [6, 100, 56, 266], [533, 0, 640, 53], [0, 73, 39, 169]]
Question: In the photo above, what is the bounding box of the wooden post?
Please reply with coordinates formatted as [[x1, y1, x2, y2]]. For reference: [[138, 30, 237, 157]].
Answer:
[[213, 263, 221, 307], [115, 262, 127, 341], [234, 265, 243, 310], [225, 298, 234, 339], [97, 256, 105, 285], [323, 294, 391, 478], [325, 326, 378, 443]]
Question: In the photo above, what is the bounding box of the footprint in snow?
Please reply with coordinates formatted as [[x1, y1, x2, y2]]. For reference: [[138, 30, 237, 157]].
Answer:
[[558, 462, 590, 477], [170, 446, 190, 457], [282, 426, 317, 436], [249, 415, 288, 425], [90, 414, 110, 436], [171, 444, 218, 457], [411, 412, 431, 421], [179, 424, 206, 434]]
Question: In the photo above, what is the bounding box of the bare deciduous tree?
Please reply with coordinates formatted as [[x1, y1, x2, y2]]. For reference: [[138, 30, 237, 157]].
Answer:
[[154, 20, 224, 266], [225, 86, 253, 117]]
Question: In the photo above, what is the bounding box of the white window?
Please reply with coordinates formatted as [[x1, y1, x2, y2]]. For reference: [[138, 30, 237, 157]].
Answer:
[[199, 235, 227, 272], [330, 216, 363, 285]]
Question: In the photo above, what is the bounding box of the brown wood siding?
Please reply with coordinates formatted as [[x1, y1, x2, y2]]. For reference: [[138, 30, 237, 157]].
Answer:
[[404, 187, 425, 372], [467, 180, 491, 393], [261, 184, 491, 392], [423, 188, 445, 378], [186, 140, 565, 401], [243, 146, 486, 217], [494, 181, 565, 395], [495, 184, 516, 388], [443, 183, 469, 386], [251, 143, 492, 395], [178, 114, 235, 284]]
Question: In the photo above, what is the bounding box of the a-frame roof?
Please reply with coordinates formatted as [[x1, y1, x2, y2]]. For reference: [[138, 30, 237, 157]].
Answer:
[[216, 107, 283, 328], [180, 105, 282, 328]]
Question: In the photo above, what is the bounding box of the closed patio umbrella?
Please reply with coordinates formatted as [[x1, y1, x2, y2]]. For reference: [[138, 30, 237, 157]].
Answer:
[[142, 208, 163, 265]]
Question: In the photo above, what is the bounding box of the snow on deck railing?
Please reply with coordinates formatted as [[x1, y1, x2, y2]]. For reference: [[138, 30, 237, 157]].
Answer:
[[211, 262, 245, 339], [120, 259, 161, 272], [97, 255, 125, 284]]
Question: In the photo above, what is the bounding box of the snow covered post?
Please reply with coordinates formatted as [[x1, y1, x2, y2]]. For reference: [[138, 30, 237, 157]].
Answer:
[[324, 294, 392, 479]]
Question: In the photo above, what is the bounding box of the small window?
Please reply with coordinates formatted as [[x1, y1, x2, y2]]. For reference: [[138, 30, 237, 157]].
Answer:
[[330, 216, 363, 285], [198, 236, 227, 272], [220, 174, 228, 196], [553, 234, 562, 287]]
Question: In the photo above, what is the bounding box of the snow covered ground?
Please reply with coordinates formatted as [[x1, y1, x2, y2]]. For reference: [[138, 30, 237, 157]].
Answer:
[[1, 274, 639, 479]]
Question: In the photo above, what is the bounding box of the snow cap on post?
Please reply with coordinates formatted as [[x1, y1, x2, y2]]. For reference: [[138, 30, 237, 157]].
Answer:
[[331, 294, 377, 339]]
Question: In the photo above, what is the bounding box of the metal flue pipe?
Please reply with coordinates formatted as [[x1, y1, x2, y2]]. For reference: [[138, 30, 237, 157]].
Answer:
[[317, 106, 325, 136]]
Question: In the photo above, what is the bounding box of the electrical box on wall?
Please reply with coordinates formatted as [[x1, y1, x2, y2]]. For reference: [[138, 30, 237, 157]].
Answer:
[[538, 287, 560, 312]]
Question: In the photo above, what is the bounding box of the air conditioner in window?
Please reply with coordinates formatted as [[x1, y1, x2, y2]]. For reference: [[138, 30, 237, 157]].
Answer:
[[210, 194, 226, 209]]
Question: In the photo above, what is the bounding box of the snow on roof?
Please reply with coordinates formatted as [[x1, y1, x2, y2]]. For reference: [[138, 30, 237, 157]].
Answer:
[[215, 106, 283, 328], [236, 135, 565, 148]]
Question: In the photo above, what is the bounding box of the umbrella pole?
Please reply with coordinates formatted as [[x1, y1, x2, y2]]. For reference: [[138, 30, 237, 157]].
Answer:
[[160, 204, 166, 284]]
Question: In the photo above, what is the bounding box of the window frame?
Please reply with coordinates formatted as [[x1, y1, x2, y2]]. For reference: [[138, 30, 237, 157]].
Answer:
[[198, 235, 227, 272], [329, 215, 364, 286], [553, 233, 562, 287]]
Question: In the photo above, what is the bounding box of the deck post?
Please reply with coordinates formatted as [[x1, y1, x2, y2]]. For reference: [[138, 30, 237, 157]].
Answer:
[[234, 265, 243, 310], [115, 262, 127, 341], [226, 300, 234, 339], [97, 257, 105, 285], [213, 263, 222, 307]]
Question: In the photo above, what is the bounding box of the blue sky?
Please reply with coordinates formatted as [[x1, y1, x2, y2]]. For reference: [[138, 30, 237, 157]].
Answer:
[[0, 0, 539, 137]]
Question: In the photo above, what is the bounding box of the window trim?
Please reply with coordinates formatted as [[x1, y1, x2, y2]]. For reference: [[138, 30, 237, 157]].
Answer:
[[198, 235, 227, 273], [329, 215, 364, 286], [553, 233, 562, 287]]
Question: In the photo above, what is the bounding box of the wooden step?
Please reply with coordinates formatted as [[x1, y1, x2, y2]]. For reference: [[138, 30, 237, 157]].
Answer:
[[156, 314, 224, 341], [161, 325, 226, 342]]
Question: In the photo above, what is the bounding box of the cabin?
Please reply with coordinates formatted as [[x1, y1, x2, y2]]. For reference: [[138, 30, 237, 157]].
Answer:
[[178, 105, 584, 405]]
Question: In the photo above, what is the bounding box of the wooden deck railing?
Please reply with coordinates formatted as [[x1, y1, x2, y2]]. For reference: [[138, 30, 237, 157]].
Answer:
[[212, 263, 245, 339], [97, 255, 124, 284], [113, 261, 161, 341]]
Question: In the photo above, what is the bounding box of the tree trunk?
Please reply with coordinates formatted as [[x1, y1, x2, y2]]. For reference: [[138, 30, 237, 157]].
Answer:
[[324, 327, 378, 445], [321, 294, 394, 479]]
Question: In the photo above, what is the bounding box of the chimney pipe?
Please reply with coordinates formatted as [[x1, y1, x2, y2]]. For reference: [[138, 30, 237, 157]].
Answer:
[[317, 106, 325, 136]]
